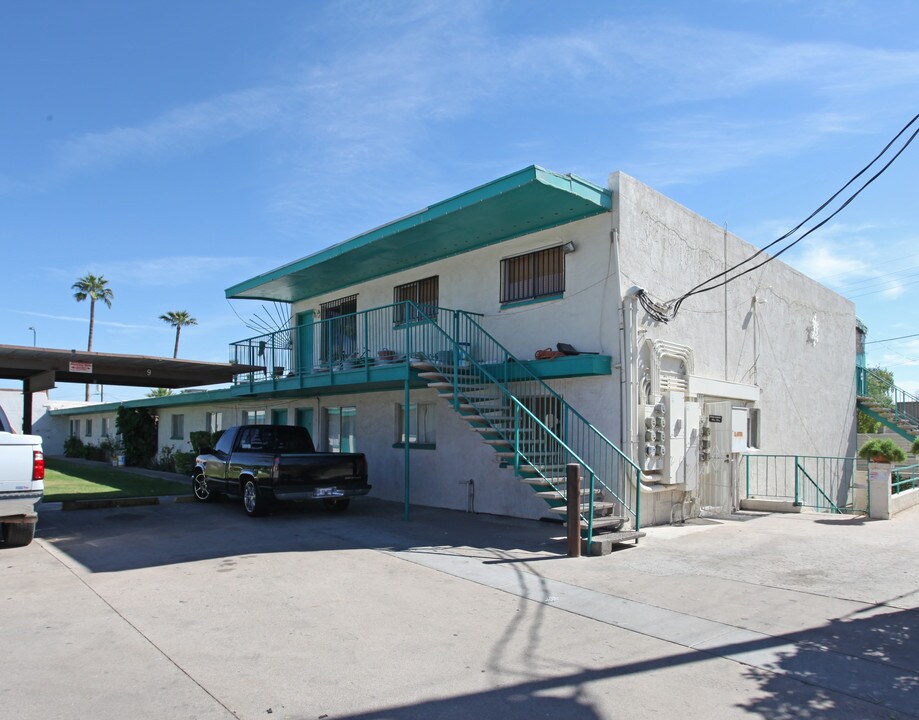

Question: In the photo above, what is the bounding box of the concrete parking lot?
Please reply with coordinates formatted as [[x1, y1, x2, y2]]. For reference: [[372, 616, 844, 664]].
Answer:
[[3, 497, 918, 719]]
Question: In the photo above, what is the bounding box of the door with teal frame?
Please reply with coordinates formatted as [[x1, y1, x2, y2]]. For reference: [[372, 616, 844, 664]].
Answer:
[[295, 408, 314, 440]]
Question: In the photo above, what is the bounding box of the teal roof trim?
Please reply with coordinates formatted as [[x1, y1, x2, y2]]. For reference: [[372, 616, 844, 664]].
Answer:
[[49, 387, 239, 416], [225, 166, 611, 303]]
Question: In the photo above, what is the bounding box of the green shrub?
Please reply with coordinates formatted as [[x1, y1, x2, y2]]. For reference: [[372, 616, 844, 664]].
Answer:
[[189, 430, 212, 455], [858, 438, 907, 463], [912, 437, 919, 456], [173, 452, 196, 476], [99, 436, 124, 462], [83, 443, 108, 462], [152, 445, 176, 473], [63, 436, 85, 458]]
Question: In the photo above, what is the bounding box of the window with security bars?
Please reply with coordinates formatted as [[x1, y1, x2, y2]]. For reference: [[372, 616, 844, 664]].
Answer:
[[320, 295, 358, 362], [393, 276, 439, 325], [500, 246, 565, 304]]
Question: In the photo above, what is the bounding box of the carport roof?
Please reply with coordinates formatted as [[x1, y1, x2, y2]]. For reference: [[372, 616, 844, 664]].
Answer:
[[0, 345, 263, 389], [225, 165, 612, 303]]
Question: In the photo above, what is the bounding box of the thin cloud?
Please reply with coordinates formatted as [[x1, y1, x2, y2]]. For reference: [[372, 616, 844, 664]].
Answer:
[[42, 86, 294, 184], [13, 310, 157, 331], [45, 256, 261, 288]]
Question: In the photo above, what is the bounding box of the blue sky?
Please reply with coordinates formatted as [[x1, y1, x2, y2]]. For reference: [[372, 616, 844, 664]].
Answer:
[[2, 0, 918, 402]]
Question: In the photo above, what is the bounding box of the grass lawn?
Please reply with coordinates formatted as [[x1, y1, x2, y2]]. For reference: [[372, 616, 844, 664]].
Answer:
[[43, 458, 190, 502]]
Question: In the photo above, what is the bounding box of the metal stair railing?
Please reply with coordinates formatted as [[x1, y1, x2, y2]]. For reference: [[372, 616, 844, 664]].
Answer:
[[856, 366, 919, 434], [404, 304, 642, 533]]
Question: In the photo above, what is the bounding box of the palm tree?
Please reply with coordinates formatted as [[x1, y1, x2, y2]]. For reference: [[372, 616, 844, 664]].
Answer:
[[159, 310, 198, 358], [72, 273, 114, 401], [146, 388, 174, 398]]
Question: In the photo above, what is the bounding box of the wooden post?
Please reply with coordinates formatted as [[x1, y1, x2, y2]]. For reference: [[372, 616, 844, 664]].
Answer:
[[567, 462, 581, 558]]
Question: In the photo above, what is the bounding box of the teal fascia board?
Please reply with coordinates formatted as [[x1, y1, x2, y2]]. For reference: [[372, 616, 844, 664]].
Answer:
[[49, 387, 239, 416], [225, 166, 611, 303], [232, 354, 612, 398]]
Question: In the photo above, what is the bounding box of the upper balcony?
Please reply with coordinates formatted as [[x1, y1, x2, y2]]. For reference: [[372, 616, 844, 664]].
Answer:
[[229, 302, 611, 397]]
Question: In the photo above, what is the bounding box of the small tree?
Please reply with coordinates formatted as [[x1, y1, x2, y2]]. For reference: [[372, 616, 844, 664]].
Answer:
[[159, 310, 198, 358], [857, 366, 895, 434], [115, 406, 158, 467]]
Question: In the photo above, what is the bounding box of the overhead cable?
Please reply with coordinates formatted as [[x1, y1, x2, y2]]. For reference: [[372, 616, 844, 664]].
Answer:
[[637, 111, 919, 323]]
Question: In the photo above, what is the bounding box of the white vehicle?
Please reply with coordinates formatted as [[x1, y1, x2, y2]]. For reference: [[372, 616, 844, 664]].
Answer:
[[0, 406, 44, 546]]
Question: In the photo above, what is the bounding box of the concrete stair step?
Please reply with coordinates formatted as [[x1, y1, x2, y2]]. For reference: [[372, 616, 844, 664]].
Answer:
[[549, 502, 620, 515]]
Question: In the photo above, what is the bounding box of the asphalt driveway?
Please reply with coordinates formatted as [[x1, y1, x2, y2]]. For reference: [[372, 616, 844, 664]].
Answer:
[[3, 497, 917, 719]]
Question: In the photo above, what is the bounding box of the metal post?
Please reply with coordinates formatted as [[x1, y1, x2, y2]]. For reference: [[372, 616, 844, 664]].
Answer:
[[514, 403, 520, 476], [746, 454, 750, 498], [567, 463, 581, 558], [794, 455, 801, 507], [404, 320, 411, 522]]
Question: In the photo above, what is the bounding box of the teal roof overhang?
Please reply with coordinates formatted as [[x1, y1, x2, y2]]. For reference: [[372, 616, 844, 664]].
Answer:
[[226, 165, 611, 303]]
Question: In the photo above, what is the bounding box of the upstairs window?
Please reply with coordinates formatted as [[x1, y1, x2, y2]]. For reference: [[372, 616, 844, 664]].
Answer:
[[500, 245, 565, 304], [394, 276, 439, 325]]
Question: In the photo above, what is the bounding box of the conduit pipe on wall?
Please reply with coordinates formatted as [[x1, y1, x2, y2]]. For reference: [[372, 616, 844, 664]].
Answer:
[[612, 228, 657, 498]]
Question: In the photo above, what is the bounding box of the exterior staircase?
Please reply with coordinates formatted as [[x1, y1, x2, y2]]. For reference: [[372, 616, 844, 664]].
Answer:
[[407, 305, 643, 554], [856, 367, 919, 442]]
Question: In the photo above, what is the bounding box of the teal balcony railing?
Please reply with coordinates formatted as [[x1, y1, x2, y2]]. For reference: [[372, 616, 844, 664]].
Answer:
[[744, 454, 857, 513], [229, 303, 477, 384]]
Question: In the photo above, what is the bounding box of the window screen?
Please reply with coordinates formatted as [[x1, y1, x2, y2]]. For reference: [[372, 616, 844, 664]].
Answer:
[[500, 246, 565, 304], [394, 276, 439, 324]]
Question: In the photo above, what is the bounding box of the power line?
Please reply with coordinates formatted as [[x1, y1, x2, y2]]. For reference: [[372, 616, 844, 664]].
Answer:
[[637, 111, 919, 323], [865, 331, 919, 345]]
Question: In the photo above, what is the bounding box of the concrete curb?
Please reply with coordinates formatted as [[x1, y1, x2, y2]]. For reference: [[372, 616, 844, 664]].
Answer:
[[43, 495, 194, 512]]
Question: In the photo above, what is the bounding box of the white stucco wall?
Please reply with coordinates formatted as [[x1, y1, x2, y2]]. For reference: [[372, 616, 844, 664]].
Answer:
[[613, 172, 857, 461]]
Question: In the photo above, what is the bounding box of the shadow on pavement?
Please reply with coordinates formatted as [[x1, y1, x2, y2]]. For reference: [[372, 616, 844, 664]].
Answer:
[[325, 606, 918, 720], [35, 497, 569, 573]]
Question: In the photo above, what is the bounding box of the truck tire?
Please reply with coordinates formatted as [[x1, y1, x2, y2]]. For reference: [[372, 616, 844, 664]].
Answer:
[[192, 472, 218, 503], [2, 521, 36, 547], [242, 478, 271, 517]]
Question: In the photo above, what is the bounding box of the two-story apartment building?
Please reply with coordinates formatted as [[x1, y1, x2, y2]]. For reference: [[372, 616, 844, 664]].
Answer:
[[53, 166, 857, 533]]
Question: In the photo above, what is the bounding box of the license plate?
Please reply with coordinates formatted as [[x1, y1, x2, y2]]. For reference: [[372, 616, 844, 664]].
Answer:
[[314, 487, 338, 498]]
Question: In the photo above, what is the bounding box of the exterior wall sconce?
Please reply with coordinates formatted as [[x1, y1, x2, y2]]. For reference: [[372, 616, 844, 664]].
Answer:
[[562, 241, 576, 254]]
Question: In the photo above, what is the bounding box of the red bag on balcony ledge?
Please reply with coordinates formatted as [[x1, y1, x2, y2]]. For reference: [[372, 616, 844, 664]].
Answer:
[[535, 348, 565, 360]]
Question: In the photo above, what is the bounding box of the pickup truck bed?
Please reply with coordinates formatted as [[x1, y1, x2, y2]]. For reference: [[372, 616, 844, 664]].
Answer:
[[0, 406, 44, 546]]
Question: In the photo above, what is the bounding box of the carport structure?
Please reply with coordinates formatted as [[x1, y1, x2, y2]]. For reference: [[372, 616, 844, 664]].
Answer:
[[0, 345, 263, 433]]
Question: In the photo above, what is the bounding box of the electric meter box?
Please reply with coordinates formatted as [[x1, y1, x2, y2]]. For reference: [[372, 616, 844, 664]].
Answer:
[[731, 407, 749, 453]]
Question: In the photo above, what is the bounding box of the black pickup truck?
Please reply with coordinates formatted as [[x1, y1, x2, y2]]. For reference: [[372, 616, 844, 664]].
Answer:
[[192, 425, 370, 516]]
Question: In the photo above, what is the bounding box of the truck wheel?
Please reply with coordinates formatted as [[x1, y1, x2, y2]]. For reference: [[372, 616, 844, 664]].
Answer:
[[2, 521, 36, 547], [192, 472, 217, 503], [323, 498, 350, 512], [242, 478, 271, 517]]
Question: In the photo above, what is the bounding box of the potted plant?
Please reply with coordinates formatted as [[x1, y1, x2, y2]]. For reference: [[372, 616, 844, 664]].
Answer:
[[858, 438, 907, 464]]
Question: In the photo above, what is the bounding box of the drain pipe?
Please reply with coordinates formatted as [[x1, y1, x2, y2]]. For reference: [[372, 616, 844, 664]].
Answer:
[[612, 227, 630, 455]]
